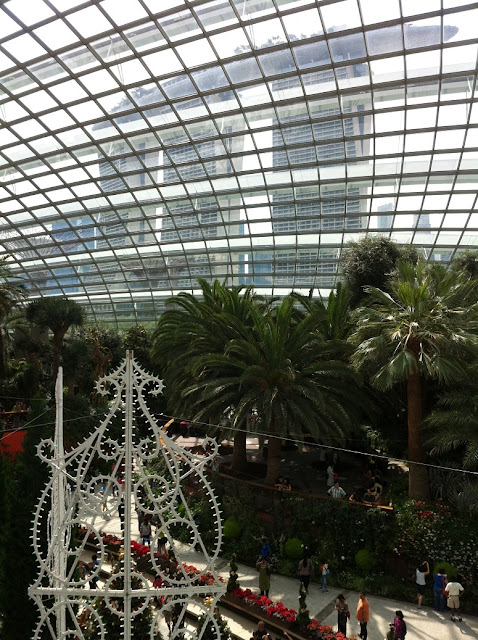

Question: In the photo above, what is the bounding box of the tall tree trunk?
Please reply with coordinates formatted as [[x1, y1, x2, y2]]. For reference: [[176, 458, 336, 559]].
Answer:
[[264, 435, 282, 485], [0, 328, 6, 379], [52, 329, 66, 377], [407, 365, 429, 500], [232, 429, 247, 473]]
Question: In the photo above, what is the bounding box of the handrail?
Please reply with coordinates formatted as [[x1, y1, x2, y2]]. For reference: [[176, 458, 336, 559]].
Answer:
[[207, 469, 393, 511]]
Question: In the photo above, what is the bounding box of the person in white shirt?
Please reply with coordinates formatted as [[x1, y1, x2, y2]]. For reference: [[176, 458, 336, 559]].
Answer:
[[326, 464, 335, 488], [445, 579, 464, 621], [415, 561, 430, 608], [328, 481, 346, 500]]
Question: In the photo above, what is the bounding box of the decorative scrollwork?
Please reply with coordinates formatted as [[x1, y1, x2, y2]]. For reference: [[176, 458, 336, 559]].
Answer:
[[29, 351, 226, 640]]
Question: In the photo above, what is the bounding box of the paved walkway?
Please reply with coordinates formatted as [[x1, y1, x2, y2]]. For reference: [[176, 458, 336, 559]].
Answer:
[[83, 505, 478, 640]]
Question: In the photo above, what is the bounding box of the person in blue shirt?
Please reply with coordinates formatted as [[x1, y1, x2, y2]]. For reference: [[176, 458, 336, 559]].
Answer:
[[89, 554, 100, 589], [433, 567, 448, 612], [259, 537, 271, 561]]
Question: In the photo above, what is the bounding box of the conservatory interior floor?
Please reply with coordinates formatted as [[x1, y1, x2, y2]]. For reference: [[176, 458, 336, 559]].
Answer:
[[81, 507, 478, 640]]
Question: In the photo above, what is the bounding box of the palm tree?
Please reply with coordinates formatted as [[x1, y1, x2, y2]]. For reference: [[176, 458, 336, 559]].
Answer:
[[424, 362, 478, 470], [152, 279, 258, 473], [350, 260, 478, 499], [292, 282, 354, 341], [183, 297, 364, 484], [0, 257, 27, 378], [25, 297, 86, 376]]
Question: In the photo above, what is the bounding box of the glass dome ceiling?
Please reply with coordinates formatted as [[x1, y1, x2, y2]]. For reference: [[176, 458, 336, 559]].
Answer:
[[0, 0, 477, 324]]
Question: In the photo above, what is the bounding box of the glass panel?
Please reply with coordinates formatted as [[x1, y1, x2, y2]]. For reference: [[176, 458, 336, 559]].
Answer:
[[158, 11, 201, 41], [225, 58, 262, 83], [321, 0, 362, 32], [293, 41, 330, 69], [66, 6, 113, 38], [329, 33, 367, 62], [359, 0, 401, 25], [176, 39, 217, 67], [192, 66, 229, 91], [282, 9, 323, 40], [366, 26, 403, 56], [259, 49, 295, 76], [210, 28, 251, 57], [2, 33, 47, 63]]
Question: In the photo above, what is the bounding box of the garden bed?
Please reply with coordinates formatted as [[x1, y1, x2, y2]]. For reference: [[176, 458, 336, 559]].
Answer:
[[221, 589, 353, 640]]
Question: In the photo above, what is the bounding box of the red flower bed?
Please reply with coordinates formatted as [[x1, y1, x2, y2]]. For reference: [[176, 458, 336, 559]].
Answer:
[[231, 589, 358, 639], [232, 587, 297, 624], [77, 528, 222, 586], [307, 619, 357, 639]]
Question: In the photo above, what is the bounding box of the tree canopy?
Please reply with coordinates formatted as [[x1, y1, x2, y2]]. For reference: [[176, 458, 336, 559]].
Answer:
[[350, 260, 478, 498]]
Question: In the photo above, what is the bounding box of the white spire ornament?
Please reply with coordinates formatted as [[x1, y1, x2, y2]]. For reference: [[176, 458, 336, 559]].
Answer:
[[29, 351, 226, 640]]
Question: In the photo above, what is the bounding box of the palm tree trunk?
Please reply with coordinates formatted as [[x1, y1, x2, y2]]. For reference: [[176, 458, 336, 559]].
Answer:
[[0, 328, 6, 379], [264, 435, 282, 485], [407, 365, 429, 500], [232, 429, 248, 473]]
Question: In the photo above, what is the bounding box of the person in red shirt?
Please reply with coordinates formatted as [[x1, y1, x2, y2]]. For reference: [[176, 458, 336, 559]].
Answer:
[[356, 592, 370, 640]]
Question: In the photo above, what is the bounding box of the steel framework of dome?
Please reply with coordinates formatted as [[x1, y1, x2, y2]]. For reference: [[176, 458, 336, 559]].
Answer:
[[0, 0, 477, 324]]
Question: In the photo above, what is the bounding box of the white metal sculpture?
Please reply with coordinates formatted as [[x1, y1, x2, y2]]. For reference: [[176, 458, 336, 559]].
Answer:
[[29, 351, 226, 640]]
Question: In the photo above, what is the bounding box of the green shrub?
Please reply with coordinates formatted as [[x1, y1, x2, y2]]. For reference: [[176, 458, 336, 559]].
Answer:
[[224, 517, 241, 539], [284, 537, 304, 560], [274, 558, 297, 577], [355, 549, 375, 572], [433, 562, 458, 579]]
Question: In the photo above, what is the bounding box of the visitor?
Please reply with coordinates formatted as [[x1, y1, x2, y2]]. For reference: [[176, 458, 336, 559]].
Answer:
[[275, 476, 285, 490], [256, 557, 271, 598], [79, 560, 89, 582], [371, 477, 383, 501], [415, 560, 430, 608], [362, 487, 376, 503], [259, 537, 272, 561], [386, 623, 395, 640], [320, 560, 329, 592], [326, 463, 335, 488], [164, 602, 173, 634], [136, 506, 144, 532], [140, 518, 152, 547], [100, 481, 107, 512], [297, 553, 313, 593], [118, 498, 125, 533], [328, 480, 346, 500], [360, 464, 373, 489], [89, 554, 100, 589], [356, 592, 369, 640], [282, 477, 292, 491], [157, 528, 168, 556], [335, 594, 349, 635], [433, 567, 448, 612], [393, 610, 407, 639], [250, 620, 269, 640], [349, 487, 363, 503], [445, 576, 464, 621], [153, 574, 164, 606]]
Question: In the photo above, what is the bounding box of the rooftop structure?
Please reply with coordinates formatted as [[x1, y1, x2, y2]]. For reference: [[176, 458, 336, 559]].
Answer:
[[0, 0, 477, 323]]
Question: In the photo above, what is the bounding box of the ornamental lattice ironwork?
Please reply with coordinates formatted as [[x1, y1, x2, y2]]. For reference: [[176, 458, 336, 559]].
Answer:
[[29, 351, 226, 640]]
